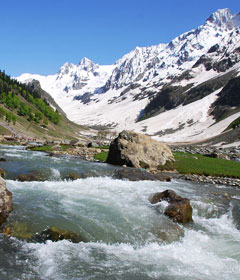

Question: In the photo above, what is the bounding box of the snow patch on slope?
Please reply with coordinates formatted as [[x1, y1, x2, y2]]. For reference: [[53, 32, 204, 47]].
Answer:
[[132, 89, 240, 143]]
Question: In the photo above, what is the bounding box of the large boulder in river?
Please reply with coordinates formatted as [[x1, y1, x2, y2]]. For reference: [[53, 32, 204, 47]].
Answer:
[[0, 176, 13, 225], [106, 130, 174, 169], [150, 190, 193, 224]]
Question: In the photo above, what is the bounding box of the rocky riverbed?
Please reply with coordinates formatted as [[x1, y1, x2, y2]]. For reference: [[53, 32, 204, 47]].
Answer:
[[178, 174, 240, 188]]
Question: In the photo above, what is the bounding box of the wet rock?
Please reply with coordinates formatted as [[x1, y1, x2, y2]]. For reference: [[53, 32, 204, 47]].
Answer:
[[113, 168, 171, 181], [0, 158, 6, 162], [0, 176, 13, 225], [150, 190, 193, 224], [0, 168, 6, 178], [107, 130, 174, 169], [17, 172, 45, 182], [35, 226, 86, 243], [223, 192, 231, 200], [48, 152, 57, 157], [63, 172, 80, 181]]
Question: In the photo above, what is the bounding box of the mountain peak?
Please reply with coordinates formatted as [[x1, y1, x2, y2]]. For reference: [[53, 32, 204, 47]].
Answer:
[[58, 62, 74, 75], [206, 8, 234, 29], [78, 57, 98, 72], [78, 57, 94, 66]]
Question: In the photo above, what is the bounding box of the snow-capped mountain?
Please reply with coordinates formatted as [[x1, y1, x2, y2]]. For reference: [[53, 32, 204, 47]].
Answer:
[[17, 8, 240, 143]]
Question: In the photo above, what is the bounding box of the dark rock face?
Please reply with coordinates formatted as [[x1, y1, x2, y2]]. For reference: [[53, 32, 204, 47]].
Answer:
[[107, 130, 174, 169], [140, 73, 227, 121], [150, 190, 193, 224], [113, 168, 171, 182], [211, 76, 240, 121], [0, 176, 13, 225]]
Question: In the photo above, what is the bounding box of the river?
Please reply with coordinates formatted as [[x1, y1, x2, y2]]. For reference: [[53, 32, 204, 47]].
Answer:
[[0, 145, 240, 280]]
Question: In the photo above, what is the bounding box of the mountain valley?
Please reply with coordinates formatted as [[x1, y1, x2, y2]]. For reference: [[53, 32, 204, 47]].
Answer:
[[17, 8, 240, 145]]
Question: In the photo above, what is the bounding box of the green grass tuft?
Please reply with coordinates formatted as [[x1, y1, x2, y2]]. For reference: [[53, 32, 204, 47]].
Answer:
[[29, 145, 54, 152], [94, 151, 109, 162], [60, 144, 71, 151]]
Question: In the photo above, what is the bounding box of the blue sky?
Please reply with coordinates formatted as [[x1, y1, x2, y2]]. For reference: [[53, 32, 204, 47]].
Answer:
[[0, 0, 239, 76]]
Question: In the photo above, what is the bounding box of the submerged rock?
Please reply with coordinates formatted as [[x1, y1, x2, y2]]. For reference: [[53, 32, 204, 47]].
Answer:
[[35, 226, 86, 243], [113, 168, 171, 181], [151, 219, 185, 243], [17, 172, 45, 182], [107, 130, 174, 169], [3, 224, 86, 244], [0, 176, 13, 225], [150, 190, 193, 224], [3, 223, 33, 240], [63, 172, 80, 181]]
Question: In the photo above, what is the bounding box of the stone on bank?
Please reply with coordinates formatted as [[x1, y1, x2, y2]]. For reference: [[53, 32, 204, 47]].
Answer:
[[106, 130, 174, 169]]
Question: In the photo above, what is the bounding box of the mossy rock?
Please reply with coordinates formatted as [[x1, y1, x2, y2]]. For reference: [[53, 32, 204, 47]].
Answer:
[[35, 226, 86, 243], [4, 223, 33, 240], [17, 172, 45, 182]]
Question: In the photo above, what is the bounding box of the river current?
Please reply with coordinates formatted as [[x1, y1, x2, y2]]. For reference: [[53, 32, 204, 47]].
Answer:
[[0, 145, 240, 280]]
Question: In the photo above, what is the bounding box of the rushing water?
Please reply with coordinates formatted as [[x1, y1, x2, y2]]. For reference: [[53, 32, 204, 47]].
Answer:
[[0, 145, 240, 280]]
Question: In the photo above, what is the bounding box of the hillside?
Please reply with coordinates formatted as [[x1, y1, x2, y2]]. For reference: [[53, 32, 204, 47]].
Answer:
[[0, 70, 88, 142], [17, 8, 240, 144]]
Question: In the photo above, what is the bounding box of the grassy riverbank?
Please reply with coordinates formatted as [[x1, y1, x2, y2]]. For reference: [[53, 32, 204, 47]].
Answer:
[[94, 149, 240, 178], [167, 152, 240, 178]]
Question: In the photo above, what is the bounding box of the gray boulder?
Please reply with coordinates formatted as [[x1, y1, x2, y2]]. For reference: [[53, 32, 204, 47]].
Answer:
[[0, 176, 13, 225], [106, 130, 174, 169]]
